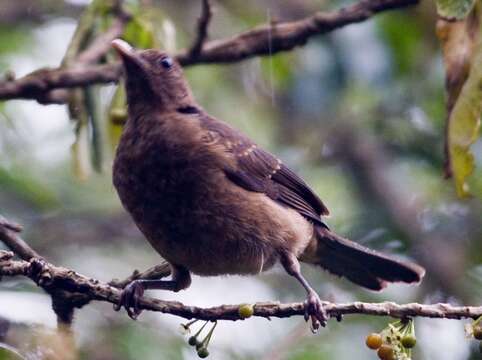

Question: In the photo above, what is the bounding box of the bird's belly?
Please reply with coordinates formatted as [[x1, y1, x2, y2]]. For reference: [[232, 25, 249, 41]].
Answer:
[[115, 161, 313, 276], [134, 191, 280, 276], [149, 192, 313, 276]]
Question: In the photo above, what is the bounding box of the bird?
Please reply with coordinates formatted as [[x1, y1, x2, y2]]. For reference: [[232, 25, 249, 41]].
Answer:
[[110, 38, 425, 330]]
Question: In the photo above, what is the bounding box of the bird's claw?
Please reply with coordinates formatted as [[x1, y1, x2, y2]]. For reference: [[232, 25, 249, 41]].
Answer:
[[114, 280, 145, 320], [303, 292, 327, 332]]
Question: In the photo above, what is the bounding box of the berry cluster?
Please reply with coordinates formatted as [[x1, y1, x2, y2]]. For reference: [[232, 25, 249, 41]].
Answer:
[[465, 316, 482, 353], [181, 320, 217, 358], [179, 304, 254, 358], [365, 319, 417, 360]]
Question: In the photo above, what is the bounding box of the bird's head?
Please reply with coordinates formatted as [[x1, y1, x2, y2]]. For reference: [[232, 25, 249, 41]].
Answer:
[[111, 39, 194, 111]]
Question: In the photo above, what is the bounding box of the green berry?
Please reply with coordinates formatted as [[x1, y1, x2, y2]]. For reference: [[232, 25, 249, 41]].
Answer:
[[188, 336, 198, 346], [197, 347, 209, 358], [473, 325, 482, 340], [238, 304, 254, 319], [366, 333, 383, 350], [401, 335, 417, 348], [377, 345, 395, 360]]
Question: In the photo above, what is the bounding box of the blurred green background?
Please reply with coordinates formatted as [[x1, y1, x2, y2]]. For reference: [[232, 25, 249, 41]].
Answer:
[[0, 0, 481, 359]]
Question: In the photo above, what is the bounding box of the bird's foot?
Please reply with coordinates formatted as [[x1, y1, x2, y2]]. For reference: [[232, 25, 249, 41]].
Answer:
[[303, 291, 328, 332], [114, 280, 145, 320]]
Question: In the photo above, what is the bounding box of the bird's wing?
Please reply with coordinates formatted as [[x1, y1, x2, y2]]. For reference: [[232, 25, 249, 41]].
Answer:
[[200, 114, 329, 226]]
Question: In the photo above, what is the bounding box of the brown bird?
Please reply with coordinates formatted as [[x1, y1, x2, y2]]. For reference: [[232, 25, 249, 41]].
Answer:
[[111, 39, 425, 329]]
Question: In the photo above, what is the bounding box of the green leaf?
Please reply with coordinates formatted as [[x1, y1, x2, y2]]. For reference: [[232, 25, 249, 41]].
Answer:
[[435, 0, 476, 20], [0, 343, 24, 360], [123, 16, 155, 49], [0, 167, 59, 209]]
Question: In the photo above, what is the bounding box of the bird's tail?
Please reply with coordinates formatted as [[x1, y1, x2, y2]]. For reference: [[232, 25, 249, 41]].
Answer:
[[301, 227, 425, 291]]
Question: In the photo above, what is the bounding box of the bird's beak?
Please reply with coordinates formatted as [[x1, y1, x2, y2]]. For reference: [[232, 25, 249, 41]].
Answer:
[[111, 39, 143, 69]]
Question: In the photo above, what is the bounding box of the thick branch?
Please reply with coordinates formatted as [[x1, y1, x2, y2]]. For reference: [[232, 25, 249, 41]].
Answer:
[[0, 0, 419, 103], [0, 64, 122, 102], [0, 251, 480, 321]]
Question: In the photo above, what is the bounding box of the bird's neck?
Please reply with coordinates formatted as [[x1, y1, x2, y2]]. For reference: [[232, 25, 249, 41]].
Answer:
[[128, 98, 197, 115], [126, 96, 200, 129]]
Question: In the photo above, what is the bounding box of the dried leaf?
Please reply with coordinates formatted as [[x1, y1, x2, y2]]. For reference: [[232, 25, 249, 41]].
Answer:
[[436, 0, 476, 20], [72, 121, 92, 182], [84, 86, 104, 172], [161, 19, 177, 53], [69, 90, 92, 181]]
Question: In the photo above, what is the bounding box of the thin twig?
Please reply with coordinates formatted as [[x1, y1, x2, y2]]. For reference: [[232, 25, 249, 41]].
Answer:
[[61, 0, 97, 67], [188, 0, 213, 58], [76, 14, 131, 65], [0, 0, 419, 103], [0, 251, 480, 322]]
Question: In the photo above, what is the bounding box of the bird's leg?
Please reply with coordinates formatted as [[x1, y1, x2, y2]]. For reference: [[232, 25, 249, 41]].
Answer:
[[280, 251, 327, 331], [114, 264, 191, 319]]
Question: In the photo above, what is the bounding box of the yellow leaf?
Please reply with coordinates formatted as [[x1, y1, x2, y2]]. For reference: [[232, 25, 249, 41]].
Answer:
[[439, 5, 482, 197], [107, 84, 127, 151]]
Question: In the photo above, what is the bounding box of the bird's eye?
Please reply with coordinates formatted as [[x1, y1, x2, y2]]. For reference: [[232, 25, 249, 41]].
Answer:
[[159, 57, 173, 69]]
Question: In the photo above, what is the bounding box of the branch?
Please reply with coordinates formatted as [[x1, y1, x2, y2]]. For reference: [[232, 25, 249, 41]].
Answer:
[[0, 251, 480, 322], [188, 0, 213, 58], [0, 215, 170, 287], [0, 215, 480, 323], [0, 64, 122, 102], [177, 0, 419, 65], [0, 215, 170, 332], [0, 216, 40, 260], [75, 18, 128, 65], [0, 0, 419, 103]]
